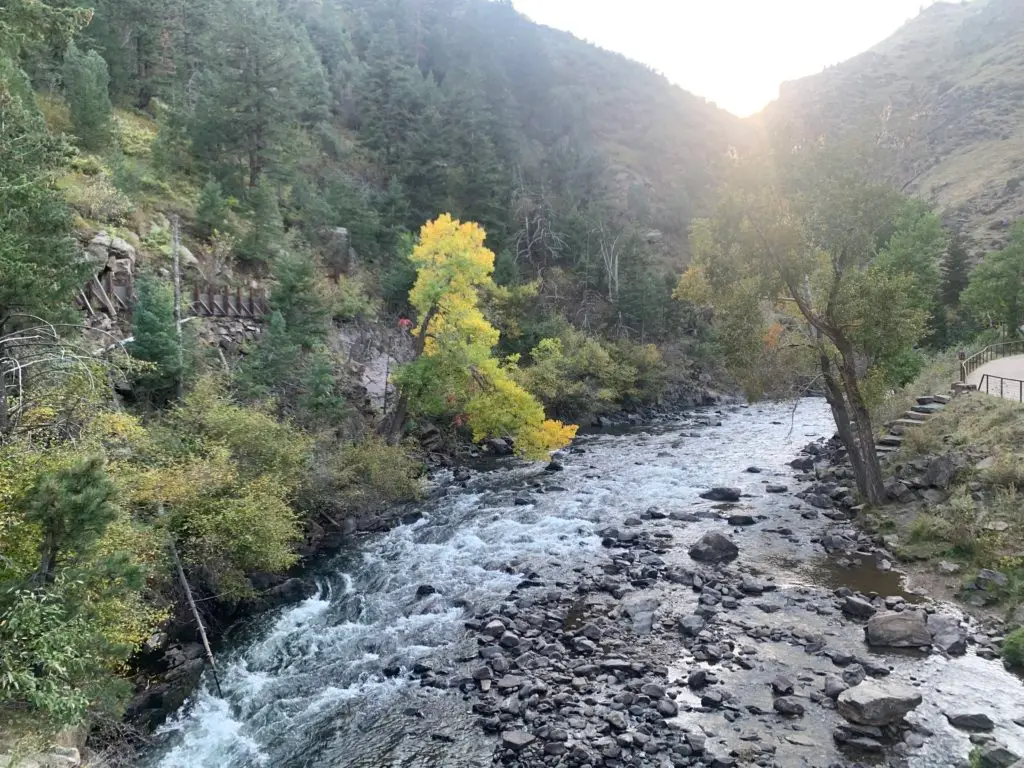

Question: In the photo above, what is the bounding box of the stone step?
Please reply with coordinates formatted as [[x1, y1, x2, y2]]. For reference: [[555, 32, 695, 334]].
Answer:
[[932, 394, 952, 404], [917, 395, 939, 406], [911, 403, 945, 415], [878, 434, 903, 447], [902, 411, 930, 422], [892, 419, 927, 429], [876, 445, 900, 454]]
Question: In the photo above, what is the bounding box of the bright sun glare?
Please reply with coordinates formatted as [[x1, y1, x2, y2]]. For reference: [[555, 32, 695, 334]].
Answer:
[[512, 0, 942, 116]]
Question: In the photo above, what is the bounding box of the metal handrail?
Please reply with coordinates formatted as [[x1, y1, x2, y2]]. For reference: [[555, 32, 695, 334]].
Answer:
[[978, 374, 1024, 402], [960, 340, 1024, 382]]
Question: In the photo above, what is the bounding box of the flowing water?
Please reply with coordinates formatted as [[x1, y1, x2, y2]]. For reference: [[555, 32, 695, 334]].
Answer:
[[145, 401, 1024, 768]]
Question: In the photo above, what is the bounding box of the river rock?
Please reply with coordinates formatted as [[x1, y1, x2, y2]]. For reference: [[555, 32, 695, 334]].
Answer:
[[501, 730, 536, 751], [700, 487, 741, 503], [622, 593, 660, 635], [774, 696, 805, 716], [415, 584, 437, 598], [771, 675, 795, 695], [766, 484, 788, 493], [837, 681, 922, 726], [975, 746, 1021, 768], [928, 614, 968, 656], [842, 595, 877, 619], [865, 612, 931, 648], [679, 614, 706, 636], [689, 532, 739, 563], [824, 675, 848, 699], [727, 513, 757, 526], [946, 712, 995, 732], [485, 438, 513, 456]]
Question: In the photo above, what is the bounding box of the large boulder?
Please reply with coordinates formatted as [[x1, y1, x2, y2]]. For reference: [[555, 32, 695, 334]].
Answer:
[[837, 681, 922, 726], [700, 487, 741, 503], [688, 532, 739, 563], [865, 611, 931, 648]]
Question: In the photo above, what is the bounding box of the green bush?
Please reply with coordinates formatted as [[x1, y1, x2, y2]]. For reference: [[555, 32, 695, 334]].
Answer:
[[301, 437, 422, 518], [517, 327, 638, 418], [1003, 627, 1024, 667]]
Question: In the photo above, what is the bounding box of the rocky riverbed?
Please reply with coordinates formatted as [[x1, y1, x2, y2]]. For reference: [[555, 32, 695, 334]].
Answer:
[[144, 400, 1024, 768]]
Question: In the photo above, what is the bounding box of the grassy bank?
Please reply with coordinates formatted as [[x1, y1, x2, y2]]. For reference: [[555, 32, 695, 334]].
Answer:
[[866, 391, 1024, 627]]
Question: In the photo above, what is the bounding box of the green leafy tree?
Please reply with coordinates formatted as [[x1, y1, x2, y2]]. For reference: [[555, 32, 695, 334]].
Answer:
[[962, 223, 1024, 335], [25, 456, 117, 584], [0, 579, 113, 727], [387, 214, 577, 458], [676, 152, 932, 505], [62, 43, 112, 150], [129, 274, 182, 403]]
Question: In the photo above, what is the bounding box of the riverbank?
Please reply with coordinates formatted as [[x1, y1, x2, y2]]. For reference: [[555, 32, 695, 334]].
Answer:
[[139, 400, 1024, 768]]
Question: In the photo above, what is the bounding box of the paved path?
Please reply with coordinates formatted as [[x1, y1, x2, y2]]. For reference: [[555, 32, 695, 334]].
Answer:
[[969, 354, 1024, 401]]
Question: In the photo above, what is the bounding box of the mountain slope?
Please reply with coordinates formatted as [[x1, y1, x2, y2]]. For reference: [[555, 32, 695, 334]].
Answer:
[[759, 0, 1024, 251]]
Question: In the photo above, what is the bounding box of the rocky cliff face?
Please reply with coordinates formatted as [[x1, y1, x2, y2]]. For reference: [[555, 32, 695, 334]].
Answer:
[[759, 0, 1024, 253]]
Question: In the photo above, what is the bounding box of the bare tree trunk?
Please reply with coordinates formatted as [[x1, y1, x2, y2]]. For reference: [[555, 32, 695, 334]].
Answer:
[[836, 350, 886, 506], [819, 353, 870, 498], [171, 215, 185, 401], [170, 543, 224, 698]]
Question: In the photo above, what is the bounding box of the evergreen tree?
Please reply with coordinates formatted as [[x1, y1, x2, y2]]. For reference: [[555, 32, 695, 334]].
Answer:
[[234, 310, 302, 401], [26, 457, 117, 584], [0, 58, 84, 333], [269, 251, 330, 350], [439, 68, 510, 240], [942, 232, 971, 309], [194, 178, 230, 240], [129, 274, 182, 403], [191, 0, 329, 188], [61, 43, 113, 150], [236, 180, 285, 266]]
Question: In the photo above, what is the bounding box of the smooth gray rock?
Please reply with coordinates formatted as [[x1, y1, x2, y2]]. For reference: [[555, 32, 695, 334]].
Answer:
[[865, 612, 931, 648], [837, 681, 922, 726], [945, 712, 995, 732], [842, 596, 877, 619]]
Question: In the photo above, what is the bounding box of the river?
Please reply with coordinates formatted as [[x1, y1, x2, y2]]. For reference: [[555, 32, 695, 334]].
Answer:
[[144, 400, 1024, 768]]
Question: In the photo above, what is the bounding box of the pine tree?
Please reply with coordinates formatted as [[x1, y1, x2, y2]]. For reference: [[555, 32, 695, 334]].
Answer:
[[195, 178, 230, 240], [942, 232, 971, 309], [269, 251, 329, 350], [61, 43, 112, 150], [191, 0, 329, 188], [0, 58, 84, 333], [236, 180, 284, 266], [26, 457, 117, 584], [129, 274, 182, 403]]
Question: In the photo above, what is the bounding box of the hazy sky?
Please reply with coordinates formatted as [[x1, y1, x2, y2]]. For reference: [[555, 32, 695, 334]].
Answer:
[[512, 0, 941, 116]]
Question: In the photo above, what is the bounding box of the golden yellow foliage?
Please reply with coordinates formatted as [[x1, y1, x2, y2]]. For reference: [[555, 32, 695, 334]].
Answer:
[[397, 215, 577, 459]]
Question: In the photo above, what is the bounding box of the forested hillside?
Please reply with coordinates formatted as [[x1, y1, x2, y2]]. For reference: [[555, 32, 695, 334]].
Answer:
[[49, 0, 738, 340], [760, 0, 1024, 252]]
